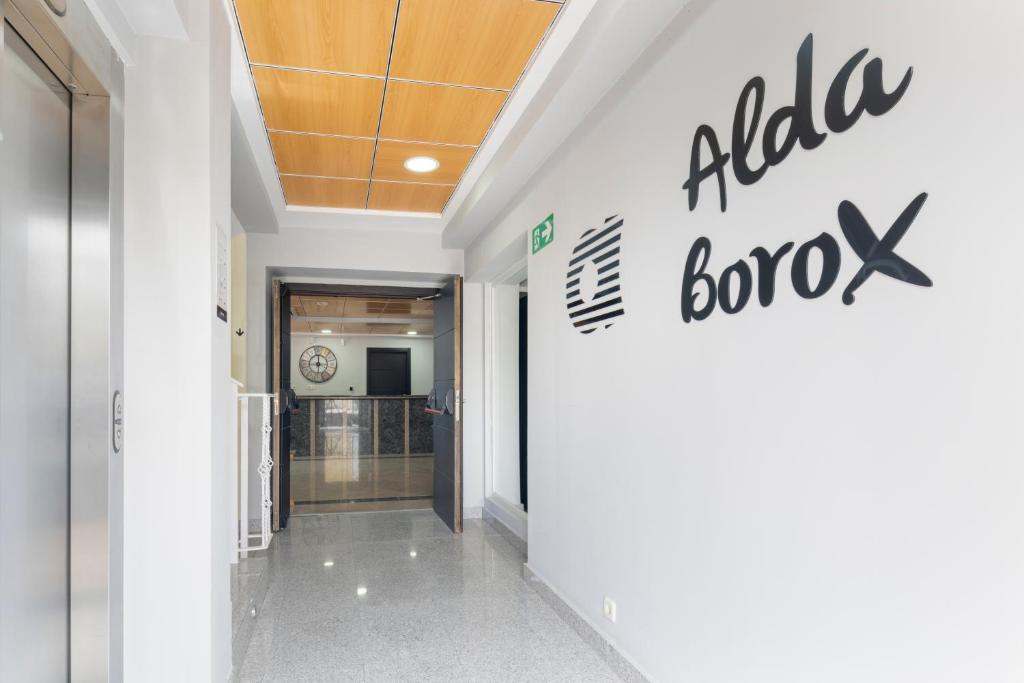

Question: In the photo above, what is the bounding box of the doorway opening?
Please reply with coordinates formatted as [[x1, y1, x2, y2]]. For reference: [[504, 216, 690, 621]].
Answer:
[[482, 259, 530, 542], [287, 293, 434, 515], [270, 279, 464, 531]]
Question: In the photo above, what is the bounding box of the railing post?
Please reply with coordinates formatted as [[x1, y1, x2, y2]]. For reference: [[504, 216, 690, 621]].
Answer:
[[258, 395, 273, 550], [236, 393, 274, 555], [239, 397, 249, 558]]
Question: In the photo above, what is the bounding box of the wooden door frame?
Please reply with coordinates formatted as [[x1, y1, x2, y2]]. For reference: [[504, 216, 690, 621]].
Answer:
[[453, 276, 464, 532], [271, 279, 282, 530], [270, 280, 462, 530]]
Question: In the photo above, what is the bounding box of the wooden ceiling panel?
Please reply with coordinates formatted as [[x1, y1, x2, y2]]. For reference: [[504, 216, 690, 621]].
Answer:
[[270, 132, 375, 179], [368, 182, 454, 214], [371, 141, 474, 184], [290, 294, 435, 335], [383, 299, 432, 317], [379, 81, 507, 146], [281, 176, 369, 209], [389, 0, 559, 89], [235, 0, 398, 75], [235, 0, 562, 214], [343, 298, 390, 317], [254, 68, 384, 137]]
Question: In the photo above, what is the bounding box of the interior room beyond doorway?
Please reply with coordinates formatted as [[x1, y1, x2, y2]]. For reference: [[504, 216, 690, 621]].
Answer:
[[288, 294, 435, 514]]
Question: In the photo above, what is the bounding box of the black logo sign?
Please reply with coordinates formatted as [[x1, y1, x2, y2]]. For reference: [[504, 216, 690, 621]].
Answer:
[[566, 216, 625, 334]]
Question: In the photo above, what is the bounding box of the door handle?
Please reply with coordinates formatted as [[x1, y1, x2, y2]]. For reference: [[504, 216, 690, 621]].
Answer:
[[112, 390, 123, 454]]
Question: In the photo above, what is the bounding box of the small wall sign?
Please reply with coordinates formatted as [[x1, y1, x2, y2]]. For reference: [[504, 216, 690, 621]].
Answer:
[[532, 214, 555, 255], [216, 223, 229, 323]]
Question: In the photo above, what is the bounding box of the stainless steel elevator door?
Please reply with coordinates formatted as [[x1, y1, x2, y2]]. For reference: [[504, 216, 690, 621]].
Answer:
[[0, 22, 72, 682]]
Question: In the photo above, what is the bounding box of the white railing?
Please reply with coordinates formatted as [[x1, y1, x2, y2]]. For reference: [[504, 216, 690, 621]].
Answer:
[[238, 393, 274, 556]]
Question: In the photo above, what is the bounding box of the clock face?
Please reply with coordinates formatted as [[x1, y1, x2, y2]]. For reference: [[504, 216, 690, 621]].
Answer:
[[299, 345, 337, 383]]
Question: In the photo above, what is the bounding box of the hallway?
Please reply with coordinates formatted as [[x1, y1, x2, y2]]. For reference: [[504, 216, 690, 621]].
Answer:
[[236, 512, 623, 682]]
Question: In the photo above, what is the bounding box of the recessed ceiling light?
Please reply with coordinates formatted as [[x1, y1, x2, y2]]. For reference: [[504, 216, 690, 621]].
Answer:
[[323, 560, 334, 567], [356, 586, 367, 597], [407, 330, 417, 335], [321, 329, 332, 334], [404, 156, 439, 173], [409, 550, 417, 558]]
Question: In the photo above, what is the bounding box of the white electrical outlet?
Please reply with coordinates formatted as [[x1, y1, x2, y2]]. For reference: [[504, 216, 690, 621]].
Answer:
[[603, 597, 617, 623]]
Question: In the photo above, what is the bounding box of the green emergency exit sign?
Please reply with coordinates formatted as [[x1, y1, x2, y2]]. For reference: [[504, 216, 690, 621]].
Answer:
[[532, 214, 555, 255]]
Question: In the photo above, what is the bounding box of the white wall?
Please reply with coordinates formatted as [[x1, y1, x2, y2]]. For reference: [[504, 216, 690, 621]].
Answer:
[[468, 1, 1024, 681], [462, 282, 485, 516], [290, 334, 433, 396], [230, 219, 247, 387], [122, 0, 233, 679]]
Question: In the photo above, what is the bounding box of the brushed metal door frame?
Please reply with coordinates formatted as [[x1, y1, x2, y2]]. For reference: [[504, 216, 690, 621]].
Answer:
[[1, 1, 124, 679], [0, 22, 72, 682]]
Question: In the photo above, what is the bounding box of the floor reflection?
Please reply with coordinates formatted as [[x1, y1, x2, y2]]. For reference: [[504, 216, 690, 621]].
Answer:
[[290, 396, 434, 514], [291, 454, 433, 514]]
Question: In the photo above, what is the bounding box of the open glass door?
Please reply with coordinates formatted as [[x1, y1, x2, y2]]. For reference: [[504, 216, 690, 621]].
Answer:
[[271, 279, 294, 529], [430, 276, 463, 532]]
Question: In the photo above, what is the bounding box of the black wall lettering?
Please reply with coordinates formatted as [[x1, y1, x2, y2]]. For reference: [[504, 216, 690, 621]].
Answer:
[[791, 232, 841, 299], [750, 242, 795, 306], [683, 126, 731, 212], [718, 260, 753, 314], [791, 33, 828, 152], [732, 78, 768, 186], [839, 193, 932, 304], [762, 108, 799, 166], [862, 57, 913, 117], [824, 49, 870, 133], [684, 33, 912, 212], [673, 34, 930, 324], [681, 237, 717, 322], [826, 50, 914, 133], [678, 195, 930, 323]]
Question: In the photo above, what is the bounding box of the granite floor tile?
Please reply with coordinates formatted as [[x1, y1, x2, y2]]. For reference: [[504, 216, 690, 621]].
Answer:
[[236, 510, 624, 682]]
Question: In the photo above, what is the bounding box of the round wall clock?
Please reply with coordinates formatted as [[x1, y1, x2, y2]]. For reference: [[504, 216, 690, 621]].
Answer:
[[299, 345, 337, 383]]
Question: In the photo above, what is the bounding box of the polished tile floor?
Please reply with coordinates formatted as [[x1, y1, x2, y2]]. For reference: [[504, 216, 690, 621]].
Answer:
[[236, 511, 622, 682], [291, 456, 434, 515]]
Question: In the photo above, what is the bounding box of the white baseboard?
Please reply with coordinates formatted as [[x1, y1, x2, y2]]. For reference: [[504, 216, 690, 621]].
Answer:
[[523, 563, 650, 682], [482, 494, 527, 542]]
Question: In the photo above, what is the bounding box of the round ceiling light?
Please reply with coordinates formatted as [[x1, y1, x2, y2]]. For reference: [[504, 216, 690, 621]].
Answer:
[[404, 156, 440, 173]]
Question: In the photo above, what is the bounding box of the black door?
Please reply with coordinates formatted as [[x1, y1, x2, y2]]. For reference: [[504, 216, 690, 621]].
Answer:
[[366, 348, 411, 395], [279, 285, 292, 528], [431, 277, 462, 532]]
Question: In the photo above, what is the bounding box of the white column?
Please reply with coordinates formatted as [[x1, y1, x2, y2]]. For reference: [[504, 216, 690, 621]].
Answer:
[[122, 0, 233, 679]]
